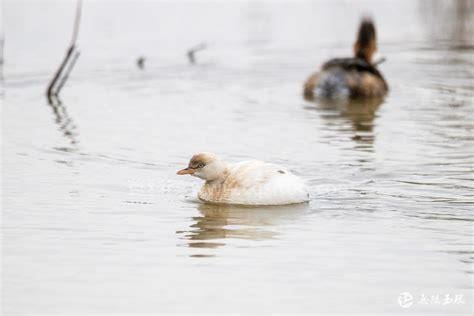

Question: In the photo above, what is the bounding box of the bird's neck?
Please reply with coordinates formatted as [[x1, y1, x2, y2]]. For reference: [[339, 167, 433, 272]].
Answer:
[[205, 165, 230, 186]]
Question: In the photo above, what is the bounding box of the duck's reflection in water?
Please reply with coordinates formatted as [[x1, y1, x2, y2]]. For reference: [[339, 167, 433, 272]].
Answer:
[[180, 202, 309, 257], [306, 97, 385, 147]]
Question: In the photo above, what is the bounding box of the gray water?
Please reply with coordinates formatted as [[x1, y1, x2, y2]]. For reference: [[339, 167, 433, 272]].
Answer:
[[2, 0, 473, 315]]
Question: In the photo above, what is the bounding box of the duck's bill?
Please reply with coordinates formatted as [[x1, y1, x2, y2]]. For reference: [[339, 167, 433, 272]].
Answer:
[[177, 167, 195, 175]]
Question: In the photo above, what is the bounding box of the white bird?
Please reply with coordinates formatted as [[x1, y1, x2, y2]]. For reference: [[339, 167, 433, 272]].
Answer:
[[177, 153, 309, 206]]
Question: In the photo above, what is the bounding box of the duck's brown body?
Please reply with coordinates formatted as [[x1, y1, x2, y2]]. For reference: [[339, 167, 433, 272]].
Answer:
[[303, 18, 388, 100]]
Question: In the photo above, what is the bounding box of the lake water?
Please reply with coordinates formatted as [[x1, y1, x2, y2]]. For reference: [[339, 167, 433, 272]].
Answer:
[[2, 0, 473, 314]]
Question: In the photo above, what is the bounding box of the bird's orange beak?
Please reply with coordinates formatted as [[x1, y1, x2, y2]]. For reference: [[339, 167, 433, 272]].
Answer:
[[177, 167, 195, 175]]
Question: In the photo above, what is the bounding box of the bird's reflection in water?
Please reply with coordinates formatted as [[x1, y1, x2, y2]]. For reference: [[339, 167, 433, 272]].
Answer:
[[180, 202, 309, 257], [306, 97, 385, 148]]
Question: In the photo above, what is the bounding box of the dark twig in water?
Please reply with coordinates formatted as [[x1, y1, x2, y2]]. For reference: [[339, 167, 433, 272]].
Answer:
[[46, 46, 75, 104], [46, 0, 82, 104], [374, 57, 386, 66], [137, 56, 146, 69], [55, 50, 80, 96], [69, 0, 82, 47], [187, 43, 207, 65]]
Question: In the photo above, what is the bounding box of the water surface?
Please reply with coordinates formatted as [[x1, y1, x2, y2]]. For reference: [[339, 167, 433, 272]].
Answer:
[[2, 0, 473, 314]]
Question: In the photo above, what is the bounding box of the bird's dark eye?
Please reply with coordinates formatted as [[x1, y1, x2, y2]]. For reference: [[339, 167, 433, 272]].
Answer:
[[197, 163, 205, 168]]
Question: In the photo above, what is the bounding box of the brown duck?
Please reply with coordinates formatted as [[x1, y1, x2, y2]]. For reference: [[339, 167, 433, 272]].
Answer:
[[303, 17, 388, 100]]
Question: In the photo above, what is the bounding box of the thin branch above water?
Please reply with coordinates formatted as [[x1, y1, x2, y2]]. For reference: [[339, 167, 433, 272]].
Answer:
[[46, 0, 82, 104]]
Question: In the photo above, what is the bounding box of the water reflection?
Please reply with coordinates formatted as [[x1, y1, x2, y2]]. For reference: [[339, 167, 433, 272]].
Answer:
[[46, 98, 79, 149], [180, 202, 308, 256], [305, 97, 385, 146], [419, 0, 474, 47]]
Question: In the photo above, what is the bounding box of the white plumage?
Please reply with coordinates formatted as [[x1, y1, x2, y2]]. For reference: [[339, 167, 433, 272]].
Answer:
[[177, 153, 309, 206]]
